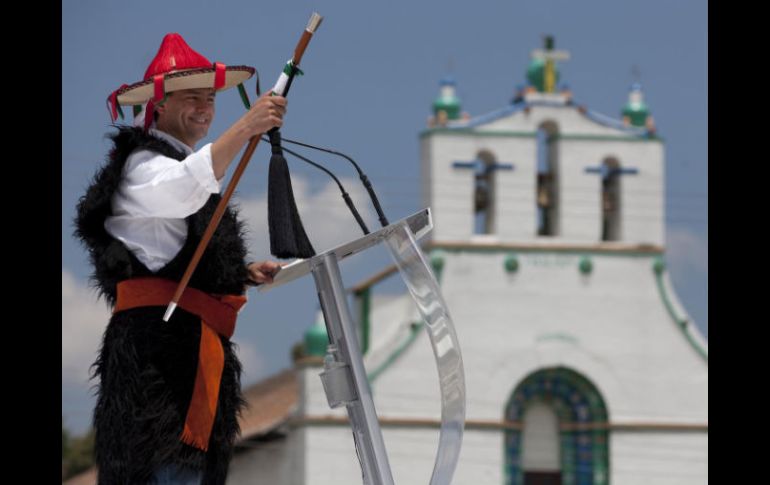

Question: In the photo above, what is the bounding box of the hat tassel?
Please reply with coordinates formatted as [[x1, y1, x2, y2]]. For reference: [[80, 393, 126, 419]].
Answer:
[[143, 99, 155, 131]]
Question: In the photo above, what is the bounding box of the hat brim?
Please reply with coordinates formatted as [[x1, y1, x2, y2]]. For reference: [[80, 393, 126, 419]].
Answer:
[[116, 66, 255, 105]]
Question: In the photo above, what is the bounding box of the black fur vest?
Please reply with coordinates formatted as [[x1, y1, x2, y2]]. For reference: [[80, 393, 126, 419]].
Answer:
[[75, 126, 250, 484]]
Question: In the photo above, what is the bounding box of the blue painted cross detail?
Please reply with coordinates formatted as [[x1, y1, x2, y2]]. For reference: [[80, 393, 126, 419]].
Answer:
[[584, 165, 639, 177], [453, 160, 515, 173]]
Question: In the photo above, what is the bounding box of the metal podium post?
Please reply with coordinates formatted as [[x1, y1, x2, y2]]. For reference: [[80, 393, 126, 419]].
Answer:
[[312, 252, 395, 485], [259, 209, 465, 485]]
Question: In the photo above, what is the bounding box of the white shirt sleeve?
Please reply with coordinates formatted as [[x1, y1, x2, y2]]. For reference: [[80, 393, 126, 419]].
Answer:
[[111, 143, 221, 218]]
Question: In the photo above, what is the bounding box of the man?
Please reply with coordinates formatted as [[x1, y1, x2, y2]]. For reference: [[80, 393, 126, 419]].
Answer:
[[75, 33, 286, 484]]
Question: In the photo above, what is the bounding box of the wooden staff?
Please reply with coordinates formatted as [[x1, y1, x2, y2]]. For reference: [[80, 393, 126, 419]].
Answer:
[[164, 12, 323, 321]]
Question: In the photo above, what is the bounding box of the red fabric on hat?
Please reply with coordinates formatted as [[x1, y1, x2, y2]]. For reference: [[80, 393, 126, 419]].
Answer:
[[153, 74, 165, 103], [107, 32, 253, 125], [214, 62, 226, 90], [144, 99, 155, 131], [108, 84, 128, 121], [144, 33, 212, 80]]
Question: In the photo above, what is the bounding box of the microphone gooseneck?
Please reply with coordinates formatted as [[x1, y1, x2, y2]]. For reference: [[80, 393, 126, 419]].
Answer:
[[279, 137, 390, 227], [263, 135, 370, 235]]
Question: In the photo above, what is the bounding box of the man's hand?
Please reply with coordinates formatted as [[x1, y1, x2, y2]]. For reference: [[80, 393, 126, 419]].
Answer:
[[246, 260, 283, 285], [246, 93, 287, 135], [211, 94, 287, 180]]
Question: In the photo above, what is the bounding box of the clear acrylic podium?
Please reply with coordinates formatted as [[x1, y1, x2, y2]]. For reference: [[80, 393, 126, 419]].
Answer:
[[260, 208, 466, 485]]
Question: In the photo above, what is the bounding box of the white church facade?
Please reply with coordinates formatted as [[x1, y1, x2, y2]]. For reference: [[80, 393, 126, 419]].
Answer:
[[225, 38, 708, 485], [65, 38, 708, 485]]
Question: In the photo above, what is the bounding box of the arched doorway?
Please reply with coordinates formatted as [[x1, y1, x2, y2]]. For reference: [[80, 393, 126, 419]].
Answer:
[[505, 367, 610, 485]]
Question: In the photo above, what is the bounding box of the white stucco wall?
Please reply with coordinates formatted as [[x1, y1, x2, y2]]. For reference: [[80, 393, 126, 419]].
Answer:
[[291, 250, 706, 484], [479, 105, 631, 137], [421, 104, 665, 246], [226, 430, 305, 485], [367, 251, 707, 482], [610, 432, 708, 485], [285, 103, 704, 485]]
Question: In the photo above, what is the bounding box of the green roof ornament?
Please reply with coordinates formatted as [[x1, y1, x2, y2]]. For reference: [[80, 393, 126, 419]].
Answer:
[[622, 83, 656, 133], [528, 35, 570, 93], [579, 256, 594, 275], [504, 253, 520, 273], [432, 76, 462, 124], [304, 312, 329, 357]]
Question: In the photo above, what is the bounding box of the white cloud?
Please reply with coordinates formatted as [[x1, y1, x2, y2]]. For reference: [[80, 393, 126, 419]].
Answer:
[[666, 227, 708, 274], [235, 174, 377, 261], [232, 339, 267, 381], [62, 269, 111, 386]]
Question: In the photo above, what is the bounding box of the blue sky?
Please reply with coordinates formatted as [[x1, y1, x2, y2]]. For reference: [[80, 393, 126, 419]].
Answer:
[[62, 0, 707, 434]]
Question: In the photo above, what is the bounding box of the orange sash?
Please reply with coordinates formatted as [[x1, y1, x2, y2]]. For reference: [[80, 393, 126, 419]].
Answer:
[[114, 277, 247, 451]]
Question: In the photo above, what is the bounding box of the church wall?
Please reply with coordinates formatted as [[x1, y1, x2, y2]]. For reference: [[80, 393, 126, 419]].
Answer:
[[558, 139, 664, 245], [480, 105, 627, 137], [226, 430, 305, 485], [421, 133, 538, 242], [294, 94, 704, 484], [301, 424, 506, 484], [610, 431, 708, 485], [362, 250, 707, 481], [437, 251, 707, 420], [422, 107, 665, 246]]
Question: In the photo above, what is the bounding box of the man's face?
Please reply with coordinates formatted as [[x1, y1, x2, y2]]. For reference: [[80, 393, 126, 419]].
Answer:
[[155, 88, 216, 148]]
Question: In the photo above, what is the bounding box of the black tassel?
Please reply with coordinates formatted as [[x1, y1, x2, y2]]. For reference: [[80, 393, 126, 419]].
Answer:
[[267, 129, 316, 258]]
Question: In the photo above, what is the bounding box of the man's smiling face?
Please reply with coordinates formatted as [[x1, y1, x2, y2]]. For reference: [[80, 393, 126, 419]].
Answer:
[[155, 88, 216, 148]]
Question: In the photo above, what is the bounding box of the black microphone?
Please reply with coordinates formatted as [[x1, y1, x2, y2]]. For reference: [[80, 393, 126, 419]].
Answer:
[[261, 136, 370, 235], [240, 89, 375, 239], [278, 137, 390, 227]]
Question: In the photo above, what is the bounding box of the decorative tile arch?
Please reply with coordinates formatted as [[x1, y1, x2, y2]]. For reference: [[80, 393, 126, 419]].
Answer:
[[505, 367, 609, 485]]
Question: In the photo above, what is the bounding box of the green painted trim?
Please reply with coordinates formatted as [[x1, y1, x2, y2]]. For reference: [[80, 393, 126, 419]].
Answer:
[[365, 249, 445, 383], [554, 133, 663, 143], [420, 129, 537, 139], [367, 322, 423, 382], [535, 332, 579, 344], [359, 288, 371, 355], [428, 242, 663, 257], [420, 129, 663, 143], [430, 249, 447, 282], [652, 258, 708, 362]]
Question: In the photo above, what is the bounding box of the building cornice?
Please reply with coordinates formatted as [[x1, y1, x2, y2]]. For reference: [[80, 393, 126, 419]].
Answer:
[[291, 416, 708, 433]]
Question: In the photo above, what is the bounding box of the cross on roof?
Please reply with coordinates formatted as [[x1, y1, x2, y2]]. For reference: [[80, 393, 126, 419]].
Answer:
[[531, 35, 570, 93]]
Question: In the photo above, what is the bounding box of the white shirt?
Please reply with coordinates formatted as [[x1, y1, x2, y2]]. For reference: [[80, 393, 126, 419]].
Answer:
[[104, 129, 222, 271]]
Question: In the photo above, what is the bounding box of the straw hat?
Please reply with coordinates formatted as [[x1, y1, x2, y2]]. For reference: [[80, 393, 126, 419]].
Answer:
[[107, 33, 255, 128]]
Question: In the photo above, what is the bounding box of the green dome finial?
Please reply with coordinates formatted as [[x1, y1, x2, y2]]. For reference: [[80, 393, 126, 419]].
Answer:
[[527, 58, 560, 93], [304, 312, 329, 357], [526, 35, 569, 93], [432, 77, 462, 122], [622, 83, 651, 127]]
